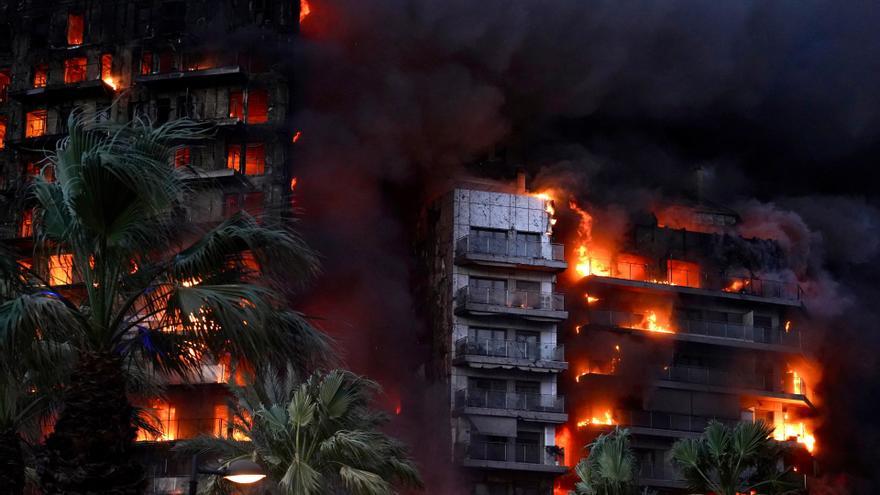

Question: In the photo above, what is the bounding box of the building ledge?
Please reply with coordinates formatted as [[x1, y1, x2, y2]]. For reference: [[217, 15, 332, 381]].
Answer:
[[460, 458, 567, 474], [585, 275, 803, 307], [455, 301, 568, 322], [9, 79, 115, 102], [135, 66, 246, 88], [656, 380, 814, 408], [455, 406, 568, 424], [453, 354, 568, 372], [454, 251, 568, 273], [585, 323, 802, 354]]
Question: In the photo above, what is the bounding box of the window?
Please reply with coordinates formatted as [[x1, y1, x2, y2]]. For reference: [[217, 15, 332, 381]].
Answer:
[[33, 64, 48, 88], [67, 13, 84, 45], [247, 89, 268, 123], [140, 51, 153, 75], [226, 144, 242, 171], [229, 89, 269, 123], [25, 110, 48, 138], [0, 117, 6, 150], [174, 146, 191, 167], [63, 57, 88, 83], [19, 209, 34, 238], [667, 259, 701, 288], [136, 400, 177, 442], [470, 227, 507, 255], [244, 143, 265, 175], [228, 90, 244, 120], [100, 54, 113, 81], [48, 253, 74, 286], [0, 68, 9, 103], [515, 232, 541, 258]]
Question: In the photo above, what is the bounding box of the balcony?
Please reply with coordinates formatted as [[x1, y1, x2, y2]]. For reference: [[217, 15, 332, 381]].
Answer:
[[455, 286, 568, 321], [658, 365, 812, 405], [638, 462, 687, 489], [453, 337, 567, 372], [454, 388, 567, 423], [454, 235, 567, 272], [583, 258, 803, 305], [135, 65, 246, 89], [586, 310, 802, 352], [613, 409, 739, 437], [461, 440, 567, 474], [136, 418, 228, 443], [9, 63, 116, 103], [165, 362, 229, 385]]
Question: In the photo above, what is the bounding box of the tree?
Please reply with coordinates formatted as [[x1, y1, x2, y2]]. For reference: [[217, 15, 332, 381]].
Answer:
[[671, 420, 803, 495], [0, 112, 326, 494], [177, 367, 423, 494], [574, 427, 638, 495]]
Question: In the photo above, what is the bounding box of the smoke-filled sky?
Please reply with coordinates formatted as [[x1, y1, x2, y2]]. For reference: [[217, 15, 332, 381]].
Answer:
[[277, 1, 880, 492]]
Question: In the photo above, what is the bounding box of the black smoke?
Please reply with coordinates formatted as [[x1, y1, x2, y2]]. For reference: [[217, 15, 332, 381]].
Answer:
[[277, 0, 880, 492]]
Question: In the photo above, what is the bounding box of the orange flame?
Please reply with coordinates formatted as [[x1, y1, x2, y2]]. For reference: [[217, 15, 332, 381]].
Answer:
[[774, 420, 816, 453], [292, 130, 302, 143], [299, 0, 311, 23], [585, 293, 600, 304], [102, 76, 119, 91], [641, 310, 674, 333], [577, 410, 616, 428], [290, 177, 299, 191]]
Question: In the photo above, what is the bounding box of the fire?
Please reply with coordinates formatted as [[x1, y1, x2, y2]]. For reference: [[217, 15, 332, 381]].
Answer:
[[102, 76, 119, 91], [533, 191, 558, 234], [641, 310, 674, 333], [395, 403, 402, 415], [577, 410, 616, 428], [290, 177, 298, 191], [292, 130, 302, 143], [723, 278, 750, 293], [774, 420, 816, 453], [585, 293, 600, 303], [299, 0, 311, 22], [785, 320, 792, 333]]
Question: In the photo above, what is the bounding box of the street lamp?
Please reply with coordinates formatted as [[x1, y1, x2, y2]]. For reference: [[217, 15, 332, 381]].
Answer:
[[189, 454, 266, 495]]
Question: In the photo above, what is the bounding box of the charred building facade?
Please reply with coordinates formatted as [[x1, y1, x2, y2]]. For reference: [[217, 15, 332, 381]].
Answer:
[[563, 201, 816, 493], [0, 1, 302, 493], [424, 180, 570, 495]]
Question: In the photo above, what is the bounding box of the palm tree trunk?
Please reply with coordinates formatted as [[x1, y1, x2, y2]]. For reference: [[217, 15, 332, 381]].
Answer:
[[0, 427, 25, 495], [36, 350, 146, 494]]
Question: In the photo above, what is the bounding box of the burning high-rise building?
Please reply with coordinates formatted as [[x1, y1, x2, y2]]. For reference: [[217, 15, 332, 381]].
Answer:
[[0, 1, 303, 492]]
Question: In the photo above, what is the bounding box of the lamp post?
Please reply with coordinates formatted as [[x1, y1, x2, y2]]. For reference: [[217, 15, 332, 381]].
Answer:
[[188, 454, 266, 495]]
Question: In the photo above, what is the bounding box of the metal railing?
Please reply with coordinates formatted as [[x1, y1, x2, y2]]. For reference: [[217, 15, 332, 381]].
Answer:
[[455, 388, 565, 413], [165, 363, 229, 385], [19, 61, 110, 90], [638, 462, 685, 482], [586, 310, 801, 349], [615, 409, 738, 433], [455, 337, 564, 362], [466, 440, 544, 464], [456, 235, 564, 261], [456, 286, 565, 312], [660, 365, 769, 391], [136, 418, 228, 442], [582, 257, 802, 301]]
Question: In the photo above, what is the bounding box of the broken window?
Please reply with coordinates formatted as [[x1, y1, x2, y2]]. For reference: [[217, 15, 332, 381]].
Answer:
[[247, 89, 269, 123], [226, 144, 242, 171], [244, 143, 265, 175], [25, 110, 48, 138], [100, 54, 113, 81], [67, 13, 84, 45], [33, 64, 48, 88], [136, 399, 177, 441], [0, 117, 6, 150], [140, 51, 153, 75], [174, 146, 191, 168], [19, 209, 34, 238], [0, 69, 9, 103], [63, 57, 88, 84], [228, 90, 244, 120], [48, 253, 74, 286]]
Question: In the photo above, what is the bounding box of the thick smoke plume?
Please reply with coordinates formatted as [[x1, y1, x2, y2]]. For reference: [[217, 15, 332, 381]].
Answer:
[[259, 0, 880, 491]]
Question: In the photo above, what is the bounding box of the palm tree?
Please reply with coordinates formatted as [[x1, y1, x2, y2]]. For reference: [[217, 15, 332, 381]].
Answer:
[[177, 367, 423, 494], [0, 112, 326, 494], [671, 420, 802, 495], [574, 427, 638, 495]]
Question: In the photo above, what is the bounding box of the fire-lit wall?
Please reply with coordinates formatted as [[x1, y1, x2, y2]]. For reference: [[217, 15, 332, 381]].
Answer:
[[424, 180, 569, 495]]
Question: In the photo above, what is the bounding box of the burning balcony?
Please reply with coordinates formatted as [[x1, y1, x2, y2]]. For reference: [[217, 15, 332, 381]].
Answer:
[[585, 310, 802, 350], [460, 436, 567, 474], [455, 388, 567, 423], [136, 417, 229, 443], [454, 337, 567, 371], [135, 51, 246, 89], [607, 409, 739, 435], [164, 362, 230, 385], [10, 61, 117, 102], [455, 286, 567, 321], [455, 234, 567, 271]]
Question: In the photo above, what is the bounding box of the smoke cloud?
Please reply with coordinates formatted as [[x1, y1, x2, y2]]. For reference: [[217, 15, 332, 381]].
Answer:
[[257, 0, 880, 491]]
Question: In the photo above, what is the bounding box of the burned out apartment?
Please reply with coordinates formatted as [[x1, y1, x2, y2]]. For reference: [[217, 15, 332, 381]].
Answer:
[[0, 1, 302, 492]]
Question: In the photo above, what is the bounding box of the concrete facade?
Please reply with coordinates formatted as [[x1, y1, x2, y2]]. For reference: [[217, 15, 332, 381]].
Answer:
[[425, 181, 570, 495]]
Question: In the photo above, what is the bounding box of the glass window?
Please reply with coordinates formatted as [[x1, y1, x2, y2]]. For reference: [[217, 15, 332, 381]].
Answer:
[[228, 90, 244, 120], [33, 64, 48, 88], [48, 253, 74, 286], [247, 89, 268, 123], [25, 110, 48, 138], [514, 232, 540, 258], [174, 146, 191, 168], [226, 144, 242, 171], [244, 143, 265, 175], [67, 13, 84, 45], [0, 69, 10, 103], [63, 57, 88, 83]]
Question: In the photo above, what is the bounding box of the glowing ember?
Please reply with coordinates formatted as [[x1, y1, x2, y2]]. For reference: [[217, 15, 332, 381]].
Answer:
[[395, 403, 402, 415], [585, 293, 600, 303], [785, 320, 792, 333], [292, 130, 302, 143], [102, 76, 119, 91], [290, 177, 298, 191], [299, 0, 311, 23], [641, 310, 674, 333]]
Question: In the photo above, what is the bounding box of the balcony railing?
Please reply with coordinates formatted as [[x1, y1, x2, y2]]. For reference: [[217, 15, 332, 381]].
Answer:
[[455, 337, 564, 362], [586, 310, 801, 349], [455, 235, 564, 262], [456, 286, 565, 312], [660, 365, 770, 391], [136, 418, 228, 442], [467, 440, 544, 464], [583, 257, 802, 301], [455, 388, 565, 414], [614, 409, 738, 433]]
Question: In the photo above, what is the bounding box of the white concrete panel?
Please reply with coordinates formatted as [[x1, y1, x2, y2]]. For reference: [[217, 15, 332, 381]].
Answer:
[[514, 207, 530, 231], [489, 205, 511, 228], [469, 201, 491, 227]]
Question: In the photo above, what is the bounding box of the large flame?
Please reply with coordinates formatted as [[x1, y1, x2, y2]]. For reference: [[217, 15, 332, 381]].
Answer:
[[774, 419, 816, 453], [300, 0, 312, 23], [641, 310, 674, 333], [577, 409, 616, 428]]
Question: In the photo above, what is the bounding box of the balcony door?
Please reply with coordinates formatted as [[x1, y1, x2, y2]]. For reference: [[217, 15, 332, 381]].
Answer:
[[470, 327, 507, 357], [470, 227, 508, 255], [514, 231, 541, 258], [514, 431, 542, 464], [469, 377, 507, 409], [512, 331, 539, 359], [469, 277, 507, 306]]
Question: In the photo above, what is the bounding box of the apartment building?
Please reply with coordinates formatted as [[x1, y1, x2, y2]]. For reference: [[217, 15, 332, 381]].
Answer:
[[569, 203, 815, 493], [423, 179, 570, 495], [0, 1, 302, 492]]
